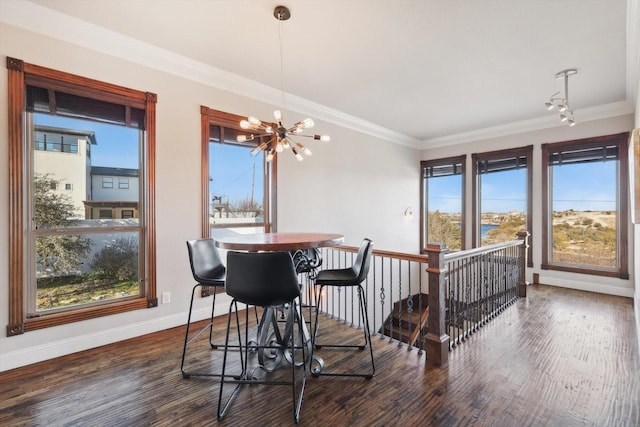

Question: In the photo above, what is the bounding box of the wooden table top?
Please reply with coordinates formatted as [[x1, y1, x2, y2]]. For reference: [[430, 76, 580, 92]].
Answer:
[[213, 232, 344, 251]]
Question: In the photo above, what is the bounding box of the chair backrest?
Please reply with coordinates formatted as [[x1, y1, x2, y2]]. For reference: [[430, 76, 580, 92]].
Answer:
[[225, 251, 300, 307], [186, 239, 226, 286], [351, 238, 374, 284]]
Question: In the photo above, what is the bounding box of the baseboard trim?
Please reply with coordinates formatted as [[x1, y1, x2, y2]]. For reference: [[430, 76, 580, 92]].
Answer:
[[0, 306, 217, 372]]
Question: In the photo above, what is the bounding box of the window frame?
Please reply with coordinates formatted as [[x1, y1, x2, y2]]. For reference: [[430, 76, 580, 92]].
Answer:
[[6, 57, 157, 336], [541, 133, 629, 278], [102, 177, 114, 188], [420, 155, 466, 252], [472, 146, 533, 267], [200, 106, 277, 238]]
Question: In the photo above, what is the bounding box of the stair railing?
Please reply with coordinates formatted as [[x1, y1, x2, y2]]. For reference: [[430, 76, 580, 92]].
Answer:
[[300, 231, 529, 366]]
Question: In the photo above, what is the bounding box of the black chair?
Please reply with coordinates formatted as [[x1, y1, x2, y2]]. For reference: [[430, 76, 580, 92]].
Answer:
[[218, 251, 307, 423], [310, 238, 375, 379], [180, 238, 227, 379]]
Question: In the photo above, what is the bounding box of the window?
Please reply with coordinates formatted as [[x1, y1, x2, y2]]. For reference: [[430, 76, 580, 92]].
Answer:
[[118, 178, 129, 189], [472, 146, 533, 266], [65, 183, 72, 190], [34, 131, 79, 153], [122, 210, 134, 219], [200, 107, 276, 239], [420, 156, 465, 251], [99, 209, 113, 219], [7, 57, 157, 336], [542, 133, 629, 278], [102, 177, 113, 188]]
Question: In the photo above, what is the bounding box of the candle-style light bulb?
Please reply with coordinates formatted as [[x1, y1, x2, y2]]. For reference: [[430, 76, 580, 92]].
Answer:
[[292, 147, 304, 161], [297, 142, 312, 156], [266, 150, 275, 162]]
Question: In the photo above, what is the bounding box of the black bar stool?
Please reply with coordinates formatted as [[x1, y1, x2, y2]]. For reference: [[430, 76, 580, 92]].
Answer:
[[182, 238, 241, 379], [310, 238, 375, 379], [218, 251, 307, 423]]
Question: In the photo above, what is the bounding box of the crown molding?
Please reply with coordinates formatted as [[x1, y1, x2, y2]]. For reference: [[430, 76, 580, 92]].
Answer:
[[1, 0, 635, 151], [0, 0, 422, 148], [420, 101, 634, 149]]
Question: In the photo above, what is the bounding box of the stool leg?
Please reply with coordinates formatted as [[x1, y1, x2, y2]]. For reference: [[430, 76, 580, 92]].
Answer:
[[208, 291, 218, 349], [217, 300, 244, 421]]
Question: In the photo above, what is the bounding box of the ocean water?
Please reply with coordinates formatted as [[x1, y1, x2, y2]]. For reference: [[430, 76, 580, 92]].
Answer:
[[481, 223, 498, 237], [456, 223, 499, 237]]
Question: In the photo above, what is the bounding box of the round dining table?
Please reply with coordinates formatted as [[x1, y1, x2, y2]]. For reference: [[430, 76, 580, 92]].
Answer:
[[213, 231, 342, 373], [213, 231, 344, 252]]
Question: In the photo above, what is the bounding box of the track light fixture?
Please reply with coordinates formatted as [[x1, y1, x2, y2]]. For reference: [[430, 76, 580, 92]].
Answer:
[[237, 5, 330, 162], [545, 69, 577, 126]]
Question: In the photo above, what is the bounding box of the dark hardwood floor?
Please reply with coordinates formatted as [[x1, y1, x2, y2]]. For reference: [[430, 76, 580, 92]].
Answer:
[[1, 284, 639, 426]]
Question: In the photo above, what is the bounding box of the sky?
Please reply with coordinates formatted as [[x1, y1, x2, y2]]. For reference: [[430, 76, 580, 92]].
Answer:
[[428, 164, 616, 214], [36, 113, 264, 206], [35, 114, 139, 169], [37, 114, 616, 213], [208, 142, 264, 206]]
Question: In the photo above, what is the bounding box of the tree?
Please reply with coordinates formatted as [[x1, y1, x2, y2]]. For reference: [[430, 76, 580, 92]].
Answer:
[[34, 174, 91, 275], [428, 210, 462, 250], [90, 236, 139, 281], [229, 197, 263, 218]]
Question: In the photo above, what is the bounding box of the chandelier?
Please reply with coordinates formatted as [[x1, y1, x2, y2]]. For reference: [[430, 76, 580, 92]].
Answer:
[[237, 5, 330, 162], [544, 68, 577, 126]]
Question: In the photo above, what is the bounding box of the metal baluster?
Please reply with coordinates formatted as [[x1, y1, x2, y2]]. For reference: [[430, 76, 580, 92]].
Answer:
[[406, 261, 414, 351], [397, 259, 403, 347], [379, 255, 386, 340], [388, 258, 394, 343], [417, 263, 424, 355]]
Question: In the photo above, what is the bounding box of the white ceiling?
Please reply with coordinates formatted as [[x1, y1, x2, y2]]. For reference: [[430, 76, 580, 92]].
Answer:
[[4, 0, 639, 148]]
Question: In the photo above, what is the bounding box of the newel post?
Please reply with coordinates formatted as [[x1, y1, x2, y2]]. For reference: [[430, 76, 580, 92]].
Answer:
[[425, 243, 450, 367], [516, 231, 530, 298]]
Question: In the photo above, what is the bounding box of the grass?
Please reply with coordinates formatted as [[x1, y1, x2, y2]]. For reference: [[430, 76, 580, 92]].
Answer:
[[37, 275, 139, 311]]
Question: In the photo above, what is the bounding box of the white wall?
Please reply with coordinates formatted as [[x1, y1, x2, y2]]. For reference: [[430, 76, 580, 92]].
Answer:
[[421, 114, 636, 298], [0, 23, 420, 371], [91, 174, 139, 202], [634, 74, 640, 348]]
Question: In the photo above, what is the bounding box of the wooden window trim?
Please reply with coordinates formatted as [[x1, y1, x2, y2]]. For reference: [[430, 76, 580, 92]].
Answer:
[[6, 57, 157, 336], [541, 133, 629, 279], [420, 155, 466, 252], [199, 106, 277, 237], [472, 145, 533, 267], [199, 106, 278, 297]]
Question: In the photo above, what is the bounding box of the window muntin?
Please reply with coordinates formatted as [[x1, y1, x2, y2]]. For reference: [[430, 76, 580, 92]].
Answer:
[[542, 134, 629, 277], [7, 57, 157, 335], [420, 156, 465, 251]]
